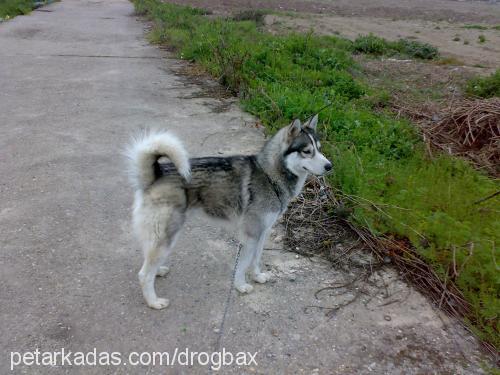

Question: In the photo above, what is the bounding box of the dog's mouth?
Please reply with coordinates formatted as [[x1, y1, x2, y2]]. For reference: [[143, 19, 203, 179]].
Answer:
[[303, 166, 321, 176], [303, 166, 332, 176]]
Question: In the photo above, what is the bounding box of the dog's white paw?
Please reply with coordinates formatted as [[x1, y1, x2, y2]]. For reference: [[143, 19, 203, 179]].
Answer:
[[147, 298, 170, 310], [156, 266, 170, 277], [235, 283, 254, 294], [252, 272, 271, 284]]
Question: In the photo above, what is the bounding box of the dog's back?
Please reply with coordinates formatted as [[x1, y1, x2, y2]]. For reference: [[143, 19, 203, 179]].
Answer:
[[153, 155, 259, 219]]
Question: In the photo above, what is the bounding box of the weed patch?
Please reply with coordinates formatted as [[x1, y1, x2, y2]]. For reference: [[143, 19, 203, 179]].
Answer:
[[0, 0, 33, 19], [133, 0, 499, 349], [462, 24, 488, 30], [0, 0, 55, 19], [466, 69, 500, 98], [352, 34, 439, 60]]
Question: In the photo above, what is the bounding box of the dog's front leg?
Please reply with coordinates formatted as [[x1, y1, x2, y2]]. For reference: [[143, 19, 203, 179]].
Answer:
[[250, 228, 272, 284], [234, 235, 259, 294]]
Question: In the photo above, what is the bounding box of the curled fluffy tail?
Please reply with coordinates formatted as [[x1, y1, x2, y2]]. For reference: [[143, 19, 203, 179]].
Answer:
[[127, 130, 190, 191]]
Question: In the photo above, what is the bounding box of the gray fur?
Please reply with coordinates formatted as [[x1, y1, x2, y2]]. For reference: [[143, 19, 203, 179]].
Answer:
[[128, 118, 332, 309]]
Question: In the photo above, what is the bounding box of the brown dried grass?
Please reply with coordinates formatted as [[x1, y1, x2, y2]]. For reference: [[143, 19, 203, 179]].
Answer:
[[394, 97, 500, 176]]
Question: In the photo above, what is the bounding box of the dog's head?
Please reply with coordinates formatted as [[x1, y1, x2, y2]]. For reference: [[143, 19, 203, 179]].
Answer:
[[282, 114, 332, 176]]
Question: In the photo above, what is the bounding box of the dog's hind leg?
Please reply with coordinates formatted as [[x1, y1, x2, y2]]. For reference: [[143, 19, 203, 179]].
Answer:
[[137, 208, 184, 309], [138, 240, 172, 309]]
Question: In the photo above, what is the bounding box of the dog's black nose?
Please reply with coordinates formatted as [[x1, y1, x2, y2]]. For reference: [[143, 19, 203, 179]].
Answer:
[[325, 163, 332, 171]]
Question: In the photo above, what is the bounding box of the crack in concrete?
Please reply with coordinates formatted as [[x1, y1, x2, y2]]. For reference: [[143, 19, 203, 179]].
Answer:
[[3, 53, 163, 59]]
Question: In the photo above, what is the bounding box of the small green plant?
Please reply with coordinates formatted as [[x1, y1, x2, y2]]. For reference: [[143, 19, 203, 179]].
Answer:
[[462, 24, 488, 30], [394, 38, 439, 59], [463, 40, 469, 45], [478, 35, 486, 43], [452, 36, 460, 42], [465, 69, 500, 98], [352, 34, 389, 55], [493, 25, 500, 31]]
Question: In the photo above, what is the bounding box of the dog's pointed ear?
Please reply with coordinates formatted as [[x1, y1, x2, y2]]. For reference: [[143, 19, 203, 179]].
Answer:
[[304, 114, 318, 131], [288, 119, 302, 138]]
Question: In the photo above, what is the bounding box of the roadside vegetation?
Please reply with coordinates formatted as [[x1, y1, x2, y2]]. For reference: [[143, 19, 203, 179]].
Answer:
[[0, 0, 54, 20], [352, 34, 439, 60], [465, 69, 500, 98], [462, 24, 488, 30], [462, 24, 500, 31], [0, 0, 33, 19], [133, 0, 499, 349]]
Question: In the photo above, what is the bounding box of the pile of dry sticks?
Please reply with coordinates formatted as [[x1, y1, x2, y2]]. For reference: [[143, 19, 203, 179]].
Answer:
[[395, 97, 500, 176]]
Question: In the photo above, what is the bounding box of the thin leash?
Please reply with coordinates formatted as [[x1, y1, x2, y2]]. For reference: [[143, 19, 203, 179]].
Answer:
[[214, 241, 242, 352], [304, 100, 334, 123], [212, 104, 332, 357]]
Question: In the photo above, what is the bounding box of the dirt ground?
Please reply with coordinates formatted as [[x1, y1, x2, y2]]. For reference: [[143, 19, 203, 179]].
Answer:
[[266, 13, 500, 69], [167, 0, 500, 69], [168, 0, 500, 24]]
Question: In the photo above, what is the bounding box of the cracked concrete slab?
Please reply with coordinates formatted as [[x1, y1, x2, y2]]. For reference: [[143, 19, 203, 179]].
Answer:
[[0, 0, 489, 374]]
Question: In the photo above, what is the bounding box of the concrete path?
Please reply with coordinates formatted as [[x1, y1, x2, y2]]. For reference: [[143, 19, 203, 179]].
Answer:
[[0, 1, 488, 373]]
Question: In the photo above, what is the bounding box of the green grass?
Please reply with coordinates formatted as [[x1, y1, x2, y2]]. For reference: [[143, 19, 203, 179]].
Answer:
[[466, 69, 500, 98], [462, 24, 488, 30], [478, 35, 487, 43], [0, 0, 33, 18], [133, 0, 500, 348], [352, 34, 439, 60], [0, 0, 55, 19]]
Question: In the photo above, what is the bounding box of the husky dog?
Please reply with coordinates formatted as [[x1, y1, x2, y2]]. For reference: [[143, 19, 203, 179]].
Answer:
[[128, 115, 331, 309]]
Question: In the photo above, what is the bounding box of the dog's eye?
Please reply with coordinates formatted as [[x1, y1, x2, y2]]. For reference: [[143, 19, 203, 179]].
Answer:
[[302, 149, 312, 155]]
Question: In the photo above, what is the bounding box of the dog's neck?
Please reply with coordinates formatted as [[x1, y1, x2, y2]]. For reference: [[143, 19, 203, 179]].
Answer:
[[256, 136, 308, 202]]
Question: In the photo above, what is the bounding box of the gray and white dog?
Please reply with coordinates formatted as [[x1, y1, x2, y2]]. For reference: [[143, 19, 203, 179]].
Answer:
[[127, 115, 331, 309]]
